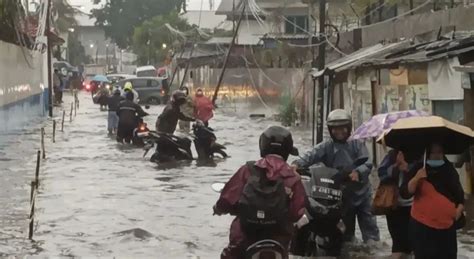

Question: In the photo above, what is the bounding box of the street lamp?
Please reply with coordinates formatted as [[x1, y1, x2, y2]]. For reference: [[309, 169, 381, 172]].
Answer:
[[90, 43, 94, 48], [162, 43, 167, 49], [68, 28, 75, 32]]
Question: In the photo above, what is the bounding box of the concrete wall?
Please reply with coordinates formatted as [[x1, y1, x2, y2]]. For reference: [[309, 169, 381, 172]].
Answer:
[[0, 41, 48, 132], [338, 5, 474, 50]]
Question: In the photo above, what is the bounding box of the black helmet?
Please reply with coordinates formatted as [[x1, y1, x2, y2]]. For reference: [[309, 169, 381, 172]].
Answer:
[[327, 109, 352, 142], [259, 126, 299, 161], [172, 90, 186, 105]]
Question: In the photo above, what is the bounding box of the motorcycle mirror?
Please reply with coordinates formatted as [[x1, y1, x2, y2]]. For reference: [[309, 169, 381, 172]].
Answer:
[[145, 105, 150, 109], [211, 183, 225, 193]]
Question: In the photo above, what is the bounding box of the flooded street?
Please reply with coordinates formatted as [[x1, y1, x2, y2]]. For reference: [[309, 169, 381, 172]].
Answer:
[[1, 92, 473, 258]]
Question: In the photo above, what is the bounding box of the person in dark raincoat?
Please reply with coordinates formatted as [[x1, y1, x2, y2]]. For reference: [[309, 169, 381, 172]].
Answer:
[[116, 91, 148, 143], [400, 143, 465, 259], [213, 126, 306, 259], [155, 90, 195, 134], [292, 109, 380, 243], [107, 88, 123, 135]]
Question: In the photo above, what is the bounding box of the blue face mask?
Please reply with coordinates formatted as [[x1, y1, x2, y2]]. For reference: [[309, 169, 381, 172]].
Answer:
[[427, 159, 445, 167]]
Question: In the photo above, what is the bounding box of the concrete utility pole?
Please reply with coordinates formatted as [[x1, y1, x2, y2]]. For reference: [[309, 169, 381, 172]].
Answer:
[[46, 0, 53, 117], [316, 0, 326, 144]]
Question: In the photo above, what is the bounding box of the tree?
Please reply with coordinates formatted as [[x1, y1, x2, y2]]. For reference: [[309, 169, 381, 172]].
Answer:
[[51, 0, 77, 33], [132, 11, 193, 65], [67, 31, 92, 65], [92, 0, 181, 49]]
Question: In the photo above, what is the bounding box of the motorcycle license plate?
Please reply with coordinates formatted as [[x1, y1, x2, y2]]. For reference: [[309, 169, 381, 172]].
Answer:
[[312, 186, 342, 199]]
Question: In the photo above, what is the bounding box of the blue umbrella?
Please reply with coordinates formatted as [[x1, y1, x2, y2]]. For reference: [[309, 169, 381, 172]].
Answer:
[[92, 74, 110, 83]]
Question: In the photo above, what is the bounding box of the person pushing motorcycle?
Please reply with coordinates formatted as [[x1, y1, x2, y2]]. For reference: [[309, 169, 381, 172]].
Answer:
[[292, 109, 380, 245]]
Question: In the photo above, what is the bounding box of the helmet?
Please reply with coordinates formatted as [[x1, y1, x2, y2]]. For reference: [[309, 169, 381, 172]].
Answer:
[[171, 90, 187, 105], [113, 88, 121, 95], [123, 82, 133, 91], [259, 126, 298, 161], [327, 109, 352, 142]]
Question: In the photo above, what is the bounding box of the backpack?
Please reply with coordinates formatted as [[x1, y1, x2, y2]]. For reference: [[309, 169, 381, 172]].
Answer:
[[238, 161, 290, 233]]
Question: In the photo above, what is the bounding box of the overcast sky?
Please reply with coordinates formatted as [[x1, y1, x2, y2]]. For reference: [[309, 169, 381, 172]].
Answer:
[[68, 0, 223, 13]]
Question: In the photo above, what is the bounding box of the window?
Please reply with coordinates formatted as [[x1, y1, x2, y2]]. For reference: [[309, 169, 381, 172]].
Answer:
[[285, 16, 308, 34], [148, 80, 160, 88], [131, 79, 148, 88]]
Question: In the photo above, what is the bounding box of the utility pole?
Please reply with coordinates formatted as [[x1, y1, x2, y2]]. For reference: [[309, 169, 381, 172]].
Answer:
[[212, 0, 246, 105], [316, 0, 326, 144], [46, 0, 53, 117]]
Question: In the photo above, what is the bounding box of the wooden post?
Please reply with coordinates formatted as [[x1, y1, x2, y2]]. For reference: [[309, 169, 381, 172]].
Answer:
[[61, 110, 66, 132], [371, 78, 378, 166], [28, 181, 35, 240], [70, 102, 73, 122], [52, 120, 56, 143], [35, 150, 41, 188], [41, 128, 46, 159], [212, 1, 246, 105]]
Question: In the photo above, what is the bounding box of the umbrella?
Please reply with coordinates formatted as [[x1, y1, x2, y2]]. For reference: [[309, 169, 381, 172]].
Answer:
[[351, 110, 429, 140], [92, 74, 110, 83], [377, 116, 474, 154]]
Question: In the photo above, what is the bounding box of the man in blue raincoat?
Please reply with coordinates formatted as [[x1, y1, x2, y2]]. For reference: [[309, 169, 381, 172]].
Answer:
[[293, 109, 380, 244]]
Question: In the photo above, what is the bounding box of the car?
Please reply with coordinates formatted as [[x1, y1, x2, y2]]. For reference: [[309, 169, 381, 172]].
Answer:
[[135, 65, 158, 77], [106, 73, 136, 84], [115, 77, 170, 104]]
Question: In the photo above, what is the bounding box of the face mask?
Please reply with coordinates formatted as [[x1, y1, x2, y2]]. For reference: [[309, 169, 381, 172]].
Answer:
[[427, 159, 445, 167]]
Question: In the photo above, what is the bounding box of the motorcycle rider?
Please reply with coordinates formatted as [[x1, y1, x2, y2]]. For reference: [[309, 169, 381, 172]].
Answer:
[[213, 126, 306, 259], [292, 109, 380, 244], [122, 81, 139, 104], [178, 86, 195, 132], [116, 91, 148, 144], [155, 90, 195, 134]]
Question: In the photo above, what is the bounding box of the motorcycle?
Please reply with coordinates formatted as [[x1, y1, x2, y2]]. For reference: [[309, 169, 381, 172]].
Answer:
[[192, 123, 228, 160], [139, 129, 194, 163], [211, 183, 289, 259], [292, 156, 368, 257]]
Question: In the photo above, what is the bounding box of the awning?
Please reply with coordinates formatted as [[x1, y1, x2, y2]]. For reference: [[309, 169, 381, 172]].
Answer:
[[310, 44, 384, 78]]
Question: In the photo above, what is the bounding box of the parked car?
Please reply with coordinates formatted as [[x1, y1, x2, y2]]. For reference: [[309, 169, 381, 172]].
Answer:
[[135, 66, 157, 77], [115, 77, 170, 104]]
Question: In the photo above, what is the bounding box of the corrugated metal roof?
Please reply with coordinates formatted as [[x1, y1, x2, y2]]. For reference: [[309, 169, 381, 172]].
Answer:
[[206, 37, 233, 45], [311, 35, 474, 78]]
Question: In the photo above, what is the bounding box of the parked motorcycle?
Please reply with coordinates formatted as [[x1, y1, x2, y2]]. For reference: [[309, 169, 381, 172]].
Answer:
[[292, 156, 368, 257], [192, 123, 228, 160], [211, 183, 289, 259]]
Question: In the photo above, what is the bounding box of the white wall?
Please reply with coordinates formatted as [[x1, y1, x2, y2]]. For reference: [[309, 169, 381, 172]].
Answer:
[[0, 41, 47, 131]]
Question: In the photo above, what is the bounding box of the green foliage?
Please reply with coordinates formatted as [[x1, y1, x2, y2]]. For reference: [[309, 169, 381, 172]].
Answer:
[[92, 0, 180, 49], [279, 94, 297, 127], [0, 0, 24, 43], [132, 11, 192, 66], [51, 0, 77, 33]]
